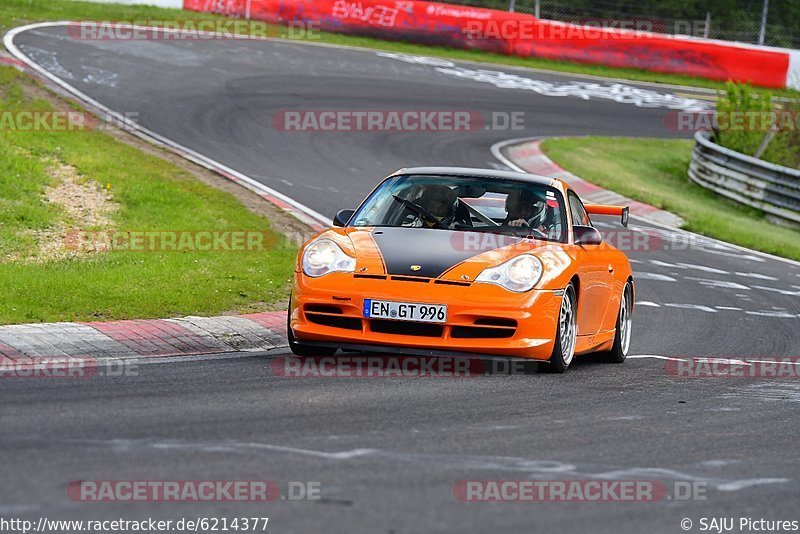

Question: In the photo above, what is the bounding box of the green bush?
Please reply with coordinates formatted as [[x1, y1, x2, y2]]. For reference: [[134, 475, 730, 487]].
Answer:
[[714, 82, 799, 169], [764, 98, 800, 169]]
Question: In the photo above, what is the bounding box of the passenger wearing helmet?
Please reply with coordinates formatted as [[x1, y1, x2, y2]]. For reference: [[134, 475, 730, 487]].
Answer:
[[504, 189, 547, 234]]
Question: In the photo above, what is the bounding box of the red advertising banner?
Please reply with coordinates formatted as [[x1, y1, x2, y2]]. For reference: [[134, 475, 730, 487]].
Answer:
[[183, 0, 793, 89]]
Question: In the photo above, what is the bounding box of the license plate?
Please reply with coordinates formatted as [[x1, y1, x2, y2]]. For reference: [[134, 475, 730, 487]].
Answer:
[[363, 299, 447, 323]]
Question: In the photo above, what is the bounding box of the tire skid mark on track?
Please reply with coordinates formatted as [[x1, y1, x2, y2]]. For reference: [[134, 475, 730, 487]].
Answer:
[[632, 272, 678, 282], [639, 262, 800, 302], [637, 302, 795, 318], [721, 382, 800, 402], [376, 52, 712, 111], [48, 437, 790, 491], [684, 277, 751, 290]]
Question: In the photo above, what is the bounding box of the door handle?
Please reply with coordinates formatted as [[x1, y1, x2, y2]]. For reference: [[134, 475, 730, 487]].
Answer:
[[608, 264, 614, 273]]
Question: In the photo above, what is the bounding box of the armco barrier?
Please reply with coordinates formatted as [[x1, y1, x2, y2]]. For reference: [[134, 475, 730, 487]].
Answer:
[[183, 0, 800, 89], [688, 130, 800, 227]]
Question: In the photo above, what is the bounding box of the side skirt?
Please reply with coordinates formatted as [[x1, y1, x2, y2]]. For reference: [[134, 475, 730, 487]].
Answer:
[[575, 330, 616, 355]]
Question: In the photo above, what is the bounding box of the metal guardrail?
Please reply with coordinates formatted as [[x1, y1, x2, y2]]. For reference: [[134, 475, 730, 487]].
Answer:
[[688, 131, 800, 227]]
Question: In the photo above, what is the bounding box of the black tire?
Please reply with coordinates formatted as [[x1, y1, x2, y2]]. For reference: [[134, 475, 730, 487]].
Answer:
[[287, 309, 338, 357], [599, 281, 633, 364], [541, 283, 577, 374]]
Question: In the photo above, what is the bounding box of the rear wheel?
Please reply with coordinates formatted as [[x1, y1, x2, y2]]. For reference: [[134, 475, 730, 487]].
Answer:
[[287, 309, 338, 357], [542, 283, 577, 373], [600, 281, 633, 363]]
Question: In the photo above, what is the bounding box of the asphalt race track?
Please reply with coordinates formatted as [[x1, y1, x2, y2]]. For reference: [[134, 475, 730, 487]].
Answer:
[[3, 23, 800, 533]]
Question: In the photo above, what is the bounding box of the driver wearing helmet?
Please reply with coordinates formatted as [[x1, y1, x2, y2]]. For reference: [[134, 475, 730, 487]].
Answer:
[[413, 185, 458, 228]]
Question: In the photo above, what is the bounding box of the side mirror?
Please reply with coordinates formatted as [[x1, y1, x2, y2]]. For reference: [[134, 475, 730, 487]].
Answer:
[[573, 225, 602, 246], [333, 209, 355, 227]]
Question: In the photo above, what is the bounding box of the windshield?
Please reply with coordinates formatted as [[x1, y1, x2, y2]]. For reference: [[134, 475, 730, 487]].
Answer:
[[350, 174, 567, 242]]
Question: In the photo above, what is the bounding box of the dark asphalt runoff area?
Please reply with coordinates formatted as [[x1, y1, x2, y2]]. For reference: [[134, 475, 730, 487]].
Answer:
[[3, 23, 800, 533]]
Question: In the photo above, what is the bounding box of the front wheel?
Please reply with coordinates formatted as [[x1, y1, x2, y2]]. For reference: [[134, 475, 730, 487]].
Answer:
[[600, 281, 633, 363], [542, 283, 577, 373]]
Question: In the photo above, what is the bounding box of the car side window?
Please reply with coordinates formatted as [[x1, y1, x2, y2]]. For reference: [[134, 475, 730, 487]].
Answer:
[[567, 192, 591, 227]]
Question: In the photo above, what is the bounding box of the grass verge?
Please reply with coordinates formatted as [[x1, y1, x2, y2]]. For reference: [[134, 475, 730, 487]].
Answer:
[[2, 0, 800, 98], [539, 136, 800, 261], [0, 65, 297, 325]]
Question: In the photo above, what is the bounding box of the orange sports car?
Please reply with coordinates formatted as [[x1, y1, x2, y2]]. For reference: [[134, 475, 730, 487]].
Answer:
[[288, 167, 634, 372]]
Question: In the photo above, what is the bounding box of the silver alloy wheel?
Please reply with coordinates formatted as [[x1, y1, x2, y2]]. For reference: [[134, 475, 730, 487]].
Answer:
[[619, 283, 633, 356], [559, 287, 577, 365]]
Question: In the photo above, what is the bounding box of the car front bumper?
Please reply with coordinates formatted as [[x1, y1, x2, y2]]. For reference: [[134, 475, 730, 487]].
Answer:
[[290, 272, 562, 360]]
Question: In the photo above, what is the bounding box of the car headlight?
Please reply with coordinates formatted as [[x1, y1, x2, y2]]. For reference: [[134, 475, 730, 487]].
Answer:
[[475, 254, 543, 292], [302, 238, 356, 277]]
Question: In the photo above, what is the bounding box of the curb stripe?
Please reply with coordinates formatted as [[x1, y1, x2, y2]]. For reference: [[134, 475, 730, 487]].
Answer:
[[85, 319, 229, 357], [170, 315, 285, 352], [0, 55, 28, 69], [0, 323, 131, 359], [0, 314, 287, 365], [0, 342, 25, 360], [242, 312, 287, 335]]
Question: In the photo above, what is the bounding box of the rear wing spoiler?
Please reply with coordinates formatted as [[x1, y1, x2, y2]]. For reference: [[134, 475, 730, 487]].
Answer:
[[585, 204, 629, 227]]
